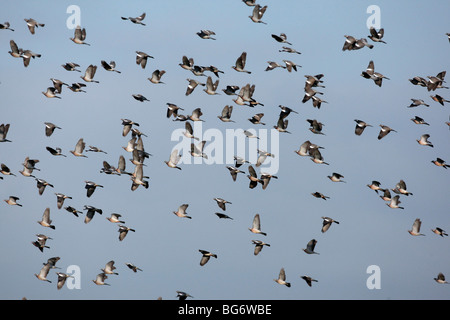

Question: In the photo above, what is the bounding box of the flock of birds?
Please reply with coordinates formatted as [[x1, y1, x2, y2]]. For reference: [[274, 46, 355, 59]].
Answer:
[[1, 1, 450, 300]]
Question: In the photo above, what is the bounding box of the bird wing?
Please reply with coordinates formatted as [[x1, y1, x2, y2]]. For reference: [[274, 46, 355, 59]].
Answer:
[[170, 149, 180, 164], [75, 138, 85, 153], [253, 214, 261, 230]]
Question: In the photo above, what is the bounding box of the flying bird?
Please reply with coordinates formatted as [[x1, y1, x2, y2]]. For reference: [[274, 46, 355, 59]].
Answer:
[[148, 69, 165, 84], [35, 263, 52, 283], [42, 87, 61, 99], [165, 149, 182, 170], [367, 181, 382, 194], [0, 22, 14, 31], [408, 99, 429, 108], [198, 250, 217, 266], [213, 198, 232, 211], [271, 33, 291, 45], [85, 181, 104, 197], [303, 239, 319, 254], [179, 56, 194, 71], [432, 227, 448, 237], [218, 105, 235, 122], [408, 218, 425, 236], [118, 225, 135, 241], [81, 65, 99, 83], [252, 240, 270, 256], [20, 49, 41, 67], [186, 78, 205, 96], [368, 27, 386, 43], [378, 125, 397, 140], [274, 268, 290, 287], [197, 29, 216, 40], [70, 138, 88, 157], [430, 94, 450, 106], [132, 93, 150, 103], [431, 158, 450, 169], [62, 62, 81, 72], [354, 119, 372, 136], [46, 146, 66, 157], [70, 25, 90, 45], [215, 212, 233, 220], [64, 206, 82, 217], [321, 217, 340, 233], [283, 60, 301, 72], [92, 273, 109, 286], [327, 172, 345, 183], [83, 205, 103, 224], [24, 18, 45, 35], [226, 166, 245, 181], [361, 60, 389, 87], [121, 12, 146, 25], [301, 276, 318, 287], [67, 82, 87, 93], [37, 208, 55, 229], [173, 204, 191, 219], [176, 291, 193, 300], [136, 51, 154, 69], [56, 272, 73, 290], [311, 192, 330, 200], [309, 147, 329, 165], [416, 134, 433, 147], [249, 213, 266, 236], [249, 4, 268, 24], [434, 273, 448, 284], [32, 235, 50, 252], [125, 263, 143, 272], [101, 60, 121, 73], [279, 46, 301, 54], [203, 76, 220, 95], [55, 193, 72, 209], [386, 195, 404, 209], [8, 40, 22, 58], [410, 116, 429, 126], [36, 178, 54, 195], [232, 52, 251, 73], [0, 163, 15, 177], [4, 196, 22, 207], [106, 213, 125, 224]]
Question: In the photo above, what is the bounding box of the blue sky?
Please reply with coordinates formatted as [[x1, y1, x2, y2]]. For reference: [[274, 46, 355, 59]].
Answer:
[[0, 0, 449, 300]]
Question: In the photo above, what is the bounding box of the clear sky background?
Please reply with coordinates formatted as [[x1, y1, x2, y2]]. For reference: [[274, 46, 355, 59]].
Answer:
[[0, 0, 449, 300]]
